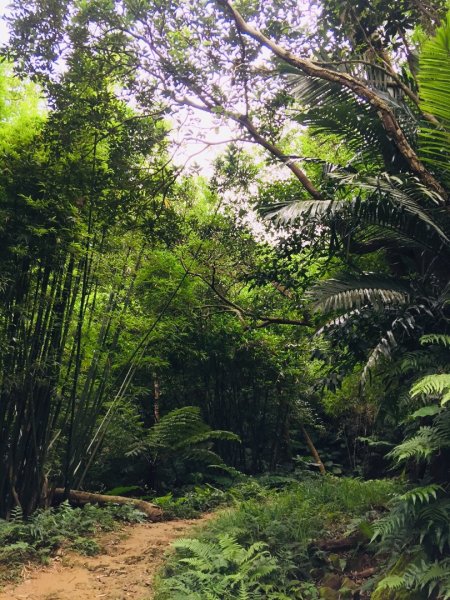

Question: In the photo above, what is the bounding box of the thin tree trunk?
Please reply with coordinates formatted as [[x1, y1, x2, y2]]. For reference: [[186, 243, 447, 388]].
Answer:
[[300, 424, 326, 475], [153, 376, 161, 422]]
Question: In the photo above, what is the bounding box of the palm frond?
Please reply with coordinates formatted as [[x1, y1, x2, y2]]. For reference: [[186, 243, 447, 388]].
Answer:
[[285, 71, 416, 171], [309, 275, 411, 313], [418, 11, 450, 189], [362, 331, 399, 384], [335, 172, 448, 241], [265, 199, 345, 223]]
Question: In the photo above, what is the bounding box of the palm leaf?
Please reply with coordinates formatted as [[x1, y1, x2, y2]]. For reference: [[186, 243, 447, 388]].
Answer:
[[285, 70, 416, 171], [309, 275, 411, 313], [265, 199, 346, 222], [418, 11, 450, 189], [335, 172, 448, 241]]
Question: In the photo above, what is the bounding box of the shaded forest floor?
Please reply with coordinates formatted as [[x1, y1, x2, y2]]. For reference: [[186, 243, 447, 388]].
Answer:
[[0, 515, 212, 600]]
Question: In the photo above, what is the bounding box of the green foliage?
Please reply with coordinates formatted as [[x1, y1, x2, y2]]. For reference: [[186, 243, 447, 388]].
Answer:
[[145, 407, 240, 453], [1, 5, 450, 597], [152, 485, 228, 519], [418, 10, 450, 188], [388, 415, 450, 462], [127, 407, 240, 487], [410, 374, 450, 406], [155, 477, 398, 599], [156, 534, 293, 600], [0, 36, 175, 516], [373, 339, 450, 598], [375, 560, 450, 600], [420, 334, 450, 348], [0, 501, 145, 577]]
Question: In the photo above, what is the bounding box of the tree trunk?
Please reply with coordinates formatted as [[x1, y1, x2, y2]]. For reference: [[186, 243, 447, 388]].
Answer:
[[300, 424, 326, 475], [153, 377, 161, 422], [53, 488, 163, 521]]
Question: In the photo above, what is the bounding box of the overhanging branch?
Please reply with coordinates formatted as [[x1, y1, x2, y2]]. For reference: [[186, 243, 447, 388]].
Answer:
[[216, 0, 447, 202], [181, 261, 310, 329]]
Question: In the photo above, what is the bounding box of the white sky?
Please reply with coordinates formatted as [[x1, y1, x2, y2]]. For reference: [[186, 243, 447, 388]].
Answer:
[[0, 0, 8, 43]]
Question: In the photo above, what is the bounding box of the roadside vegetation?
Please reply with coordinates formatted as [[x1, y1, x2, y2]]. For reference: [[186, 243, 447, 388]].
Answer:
[[0, 502, 146, 583], [155, 477, 400, 600]]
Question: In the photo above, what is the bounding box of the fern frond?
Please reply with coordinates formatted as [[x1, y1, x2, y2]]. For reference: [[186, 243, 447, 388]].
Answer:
[[399, 484, 442, 505], [396, 350, 439, 375], [185, 431, 241, 445], [388, 427, 438, 462], [420, 334, 450, 348], [410, 374, 450, 405], [375, 575, 406, 591]]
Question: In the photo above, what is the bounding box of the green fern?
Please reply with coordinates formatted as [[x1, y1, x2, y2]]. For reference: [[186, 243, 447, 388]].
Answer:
[[411, 374, 450, 406], [157, 534, 287, 600], [399, 485, 442, 505], [404, 559, 450, 598], [375, 574, 406, 591], [127, 406, 240, 481], [389, 427, 439, 462], [9, 506, 23, 523], [377, 559, 450, 599], [420, 334, 450, 348]]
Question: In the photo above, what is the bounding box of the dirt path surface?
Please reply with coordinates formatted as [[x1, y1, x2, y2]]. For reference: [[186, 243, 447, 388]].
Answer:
[[0, 516, 209, 600]]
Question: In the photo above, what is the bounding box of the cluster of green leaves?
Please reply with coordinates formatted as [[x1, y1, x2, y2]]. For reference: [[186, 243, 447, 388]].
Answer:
[[152, 485, 229, 520], [154, 476, 399, 600], [156, 534, 302, 600], [127, 406, 240, 491], [370, 334, 450, 599], [0, 501, 145, 580]]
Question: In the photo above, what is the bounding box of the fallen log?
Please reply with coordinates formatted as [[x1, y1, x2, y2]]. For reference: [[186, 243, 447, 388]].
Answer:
[[314, 534, 363, 552], [352, 567, 377, 579], [53, 488, 164, 521]]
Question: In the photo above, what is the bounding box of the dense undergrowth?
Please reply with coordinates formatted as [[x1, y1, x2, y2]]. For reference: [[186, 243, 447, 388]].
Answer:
[[154, 476, 401, 600], [0, 501, 146, 583]]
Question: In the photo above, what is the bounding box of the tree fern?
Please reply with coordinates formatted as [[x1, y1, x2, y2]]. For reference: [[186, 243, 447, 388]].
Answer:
[[127, 406, 240, 482]]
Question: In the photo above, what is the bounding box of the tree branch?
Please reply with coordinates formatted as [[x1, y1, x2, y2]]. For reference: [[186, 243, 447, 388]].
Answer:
[[181, 261, 310, 329], [123, 23, 323, 199], [216, 0, 447, 202]]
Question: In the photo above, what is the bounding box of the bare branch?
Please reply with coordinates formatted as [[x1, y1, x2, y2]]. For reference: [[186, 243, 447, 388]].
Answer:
[[181, 261, 310, 329]]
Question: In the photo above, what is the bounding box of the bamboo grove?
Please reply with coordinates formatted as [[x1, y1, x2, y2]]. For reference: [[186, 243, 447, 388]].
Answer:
[[0, 51, 177, 516]]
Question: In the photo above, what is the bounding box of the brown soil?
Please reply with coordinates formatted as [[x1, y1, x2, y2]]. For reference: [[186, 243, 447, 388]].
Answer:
[[0, 516, 211, 600]]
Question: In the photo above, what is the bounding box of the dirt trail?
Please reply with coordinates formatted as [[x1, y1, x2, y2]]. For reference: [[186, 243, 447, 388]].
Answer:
[[0, 516, 210, 600]]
